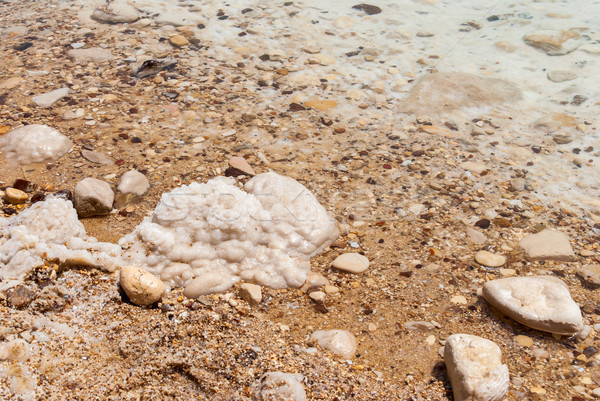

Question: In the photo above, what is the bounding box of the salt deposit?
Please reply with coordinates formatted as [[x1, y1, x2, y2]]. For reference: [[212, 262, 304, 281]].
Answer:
[[0, 125, 72, 165], [256, 372, 307, 401], [310, 330, 357, 359], [120, 172, 338, 295], [0, 197, 122, 290]]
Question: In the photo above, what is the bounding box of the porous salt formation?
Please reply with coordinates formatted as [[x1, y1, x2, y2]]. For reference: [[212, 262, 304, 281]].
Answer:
[[0, 197, 122, 290], [0, 125, 72, 165], [119, 172, 338, 297]]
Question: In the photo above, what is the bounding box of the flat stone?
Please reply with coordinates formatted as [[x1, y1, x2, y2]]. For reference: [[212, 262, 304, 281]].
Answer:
[[482, 275, 584, 335], [228, 156, 255, 176], [91, 3, 139, 23], [304, 99, 338, 111], [466, 228, 487, 244], [444, 334, 509, 401], [533, 113, 578, 133], [239, 283, 262, 305], [475, 251, 506, 267], [169, 34, 189, 47], [460, 162, 487, 175], [73, 177, 114, 217], [81, 149, 113, 165], [310, 329, 357, 359], [119, 266, 165, 306], [332, 253, 369, 273], [117, 170, 149, 195], [32, 87, 69, 107], [67, 48, 114, 63], [547, 70, 577, 82], [4, 187, 28, 204], [518, 229, 575, 261], [515, 335, 533, 347], [308, 290, 326, 302], [403, 321, 435, 331], [0, 77, 23, 90], [577, 264, 600, 285], [352, 4, 382, 15], [523, 30, 582, 55]]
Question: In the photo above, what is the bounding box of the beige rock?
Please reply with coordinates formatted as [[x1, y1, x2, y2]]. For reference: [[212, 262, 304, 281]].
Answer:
[[310, 330, 356, 359], [475, 251, 506, 267], [73, 178, 114, 217], [547, 70, 577, 82], [577, 264, 600, 285], [523, 30, 582, 55], [0, 77, 23, 90], [308, 291, 326, 302], [228, 156, 255, 176], [461, 162, 487, 175], [514, 335, 533, 347], [518, 229, 575, 261], [119, 266, 165, 306], [444, 334, 509, 401], [169, 34, 189, 47], [240, 283, 262, 305], [332, 253, 369, 273], [300, 272, 329, 292], [482, 276, 583, 335], [4, 187, 28, 204]]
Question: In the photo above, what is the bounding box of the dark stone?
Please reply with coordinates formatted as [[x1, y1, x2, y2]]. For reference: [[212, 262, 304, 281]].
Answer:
[[475, 218, 491, 229], [583, 346, 598, 358], [53, 189, 73, 201], [487, 15, 499, 22], [30, 193, 46, 203], [289, 102, 306, 111], [13, 179, 38, 193], [352, 4, 382, 15], [14, 42, 33, 51]]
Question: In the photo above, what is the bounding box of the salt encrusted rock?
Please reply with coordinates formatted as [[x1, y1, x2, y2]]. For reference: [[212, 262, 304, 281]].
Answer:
[[523, 30, 582, 55], [4, 188, 28, 205], [183, 272, 235, 298], [482, 276, 583, 335], [444, 334, 509, 401], [228, 156, 256, 176], [332, 253, 369, 273], [32, 87, 69, 107], [518, 229, 575, 261], [119, 266, 165, 306], [240, 283, 262, 305], [475, 251, 505, 267], [0, 125, 72, 165], [117, 170, 149, 196], [256, 372, 306, 401], [310, 330, 357, 359], [578, 264, 600, 285], [73, 178, 114, 217], [91, 2, 139, 23]]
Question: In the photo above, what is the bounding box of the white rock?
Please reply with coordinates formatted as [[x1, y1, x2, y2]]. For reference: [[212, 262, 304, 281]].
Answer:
[[475, 251, 505, 267], [91, 2, 139, 23], [67, 48, 114, 63], [117, 170, 149, 196], [256, 372, 306, 401], [119, 265, 164, 306], [577, 264, 600, 285], [32, 87, 69, 108], [482, 276, 583, 335], [0, 125, 72, 165], [444, 334, 509, 401], [518, 230, 575, 261], [300, 272, 329, 292], [308, 290, 326, 302], [240, 283, 262, 305], [332, 253, 369, 273], [310, 329, 356, 359], [73, 178, 114, 217]]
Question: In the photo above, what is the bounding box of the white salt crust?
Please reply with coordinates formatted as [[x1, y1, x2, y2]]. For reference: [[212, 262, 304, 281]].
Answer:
[[120, 172, 339, 297], [0, 125, 72, 165]]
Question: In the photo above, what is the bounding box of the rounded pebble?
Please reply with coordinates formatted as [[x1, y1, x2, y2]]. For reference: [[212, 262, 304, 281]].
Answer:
[[475, 250, 506, 267], [119, 265, 165, 306], [332, 253, 369, 273]]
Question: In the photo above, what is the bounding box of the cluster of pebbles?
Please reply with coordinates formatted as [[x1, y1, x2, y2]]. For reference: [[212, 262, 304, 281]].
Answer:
[[0, 0, 599, 400]]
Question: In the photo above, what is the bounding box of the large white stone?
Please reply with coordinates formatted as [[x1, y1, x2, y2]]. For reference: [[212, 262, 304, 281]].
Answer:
[[73, 178, 114, 217], [444, 334, 509, 401], [482, 276, 583, 335], [518, 229, 575, 261], [332, 253, 369, 273], [32, 87, 69, 107], [310, 329, 356, 359]]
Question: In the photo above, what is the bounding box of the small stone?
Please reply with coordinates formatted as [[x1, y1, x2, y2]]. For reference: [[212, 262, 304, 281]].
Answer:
[[444, 334, 509, 401], [577, 264, 600, 285], [119, 266, 165, 306], [81, 149, 112, 165], [460, 162, 487, 175], [4, 187, 28, 204], [499, 268, 516, 277], [67, 48, 114, 63], [91, 3, 139, 23], [240, 283, 262, 305], [451, 295, 467, 305], [475, 251, 506, 267], [518, 229, 575, 261], [592, 388, 600, 398], [310, 330, 357, 359], [529, 387, 546, 395], [515, 335, 533, 347], [304, 99, 338, 111], [117, 170, 149, 196], [332, 253, 369, 273], [309, 291, 326, 302], [553, 134, 572, 144], [32, 87, 69, 108], [73, 177, 114, 217], [228, 156, 255, 176], [404, 321, 435, 331], [169, 34, 189, 47], [580, 249, 595, 257], [510, 178, 526, 192], [323, 285, 339, 294], [352, 4, 382, 15], [256, 372, 306, 401], [482, 276, 583, 335], [547, 70, 577, 82], [466, 228, 487, 244], [523, 30, 582, 55], [300, 272, 329, 292], [6, 285, 35, 308]]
